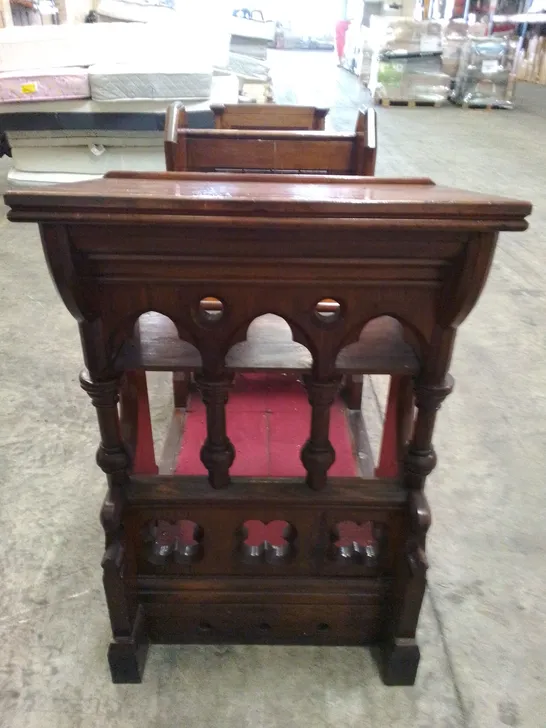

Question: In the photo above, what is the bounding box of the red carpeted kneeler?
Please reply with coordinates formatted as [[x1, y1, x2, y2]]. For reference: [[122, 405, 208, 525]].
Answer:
[[175, 374, 357, 477]]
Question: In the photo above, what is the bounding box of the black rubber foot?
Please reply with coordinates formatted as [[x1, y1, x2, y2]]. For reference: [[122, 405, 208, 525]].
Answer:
[[379, 639, 420, 686]]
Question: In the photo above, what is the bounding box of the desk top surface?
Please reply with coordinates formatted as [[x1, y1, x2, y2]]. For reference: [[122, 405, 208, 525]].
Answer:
[[5, 173, 531, 228]]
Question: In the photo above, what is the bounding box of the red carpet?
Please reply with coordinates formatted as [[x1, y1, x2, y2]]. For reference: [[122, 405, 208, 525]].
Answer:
[[175, 374, 357, 477]]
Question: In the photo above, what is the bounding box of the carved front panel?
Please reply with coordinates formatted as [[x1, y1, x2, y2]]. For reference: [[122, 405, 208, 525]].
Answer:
[[124, 504, 403, 579]]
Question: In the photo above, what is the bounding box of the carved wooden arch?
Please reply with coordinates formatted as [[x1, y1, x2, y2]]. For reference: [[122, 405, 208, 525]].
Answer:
[[221, 310, 317, 364], [335, 313, 427, 367], [106, 308, 201, 368]]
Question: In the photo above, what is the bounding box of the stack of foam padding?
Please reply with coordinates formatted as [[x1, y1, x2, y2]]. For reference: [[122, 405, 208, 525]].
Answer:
[[451, 36, 517, 109], [366, 17, 451, 104]]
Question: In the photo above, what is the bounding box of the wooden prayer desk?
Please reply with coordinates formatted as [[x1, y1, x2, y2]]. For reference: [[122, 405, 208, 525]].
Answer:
[[5, 173, 530, 686]]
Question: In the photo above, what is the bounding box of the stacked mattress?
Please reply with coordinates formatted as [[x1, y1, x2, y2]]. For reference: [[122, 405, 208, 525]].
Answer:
[[0, 63, 214, 105], [0, 21, 237, 184], [230, 14, 275, 60], [0, 24, 219, 105], [0, 67, 90, 104], [3, 74, 240, 184], [89, 62, 213, 102]]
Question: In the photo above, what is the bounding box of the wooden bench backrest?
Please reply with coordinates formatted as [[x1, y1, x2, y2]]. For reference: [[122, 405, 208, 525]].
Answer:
[[211, 103, 329, 130], [164, 102, 377, 176]]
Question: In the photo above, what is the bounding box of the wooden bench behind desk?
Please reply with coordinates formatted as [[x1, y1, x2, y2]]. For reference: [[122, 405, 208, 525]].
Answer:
[[211, 103, 329, 130], [164, 104, 377, 175]]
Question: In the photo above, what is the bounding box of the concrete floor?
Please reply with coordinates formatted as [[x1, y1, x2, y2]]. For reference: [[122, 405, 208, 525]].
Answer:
[[0, 51, 545, 728]]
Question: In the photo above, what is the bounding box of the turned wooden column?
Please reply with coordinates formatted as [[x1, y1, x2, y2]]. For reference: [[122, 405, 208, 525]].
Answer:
[[194, 373, 235, 489], [404, 374, 454, 491], [80, 368, 147, 682], [382, 373, 454, 685], [79, 370, 130, 540], [301, 376, 341, 490]]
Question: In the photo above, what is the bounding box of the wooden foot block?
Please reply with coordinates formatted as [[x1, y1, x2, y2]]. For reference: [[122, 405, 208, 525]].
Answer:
[[379, 638, 420, 686], [108, 640, 149, 684], [107, 607, 149, 684]]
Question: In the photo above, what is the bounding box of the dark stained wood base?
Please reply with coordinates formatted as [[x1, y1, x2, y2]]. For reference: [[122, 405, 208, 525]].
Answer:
[[107, 606, 149, 684], [139, 576, 389, 645], [379, 638, 421, 686]]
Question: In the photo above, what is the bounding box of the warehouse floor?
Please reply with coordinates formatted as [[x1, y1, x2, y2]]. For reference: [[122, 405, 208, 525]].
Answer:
[[1, 51, 545, 728]]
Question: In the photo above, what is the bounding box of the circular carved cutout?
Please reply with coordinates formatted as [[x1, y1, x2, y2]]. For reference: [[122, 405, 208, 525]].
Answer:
[[198, 297, 224, 324], [314, 298, 341, 325], [317, 623, 330, 632], [197, 621, 213, 633]]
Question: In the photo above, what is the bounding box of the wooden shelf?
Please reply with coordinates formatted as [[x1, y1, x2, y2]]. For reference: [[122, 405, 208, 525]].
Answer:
[[119, 313, 419, 376]]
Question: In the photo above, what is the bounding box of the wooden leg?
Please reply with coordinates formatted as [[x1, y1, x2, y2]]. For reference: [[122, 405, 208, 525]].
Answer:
[[173, 371, 191, 409], [341, 374, 363, 410], [107, 606, 149, 684], [380, 492, 428, 685], [80, 369, 148, 684]]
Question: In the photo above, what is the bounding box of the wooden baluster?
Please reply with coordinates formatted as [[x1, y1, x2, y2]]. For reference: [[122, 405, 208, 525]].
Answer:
[[79, 370, 130, 540], [301, 376, 341, 490], [404, 375, 454, 491], [80, 368, 148, 682], [194, 373, 235, 489], [381, 373, 453, 685]]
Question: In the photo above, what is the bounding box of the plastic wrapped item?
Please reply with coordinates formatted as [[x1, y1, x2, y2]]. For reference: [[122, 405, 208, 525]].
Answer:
[[451, 37, 517, 108], [370, 53, 451, 104], [441, 20, 488, 80], [370, 16, 443, 55], [364, 17, 450, 103]]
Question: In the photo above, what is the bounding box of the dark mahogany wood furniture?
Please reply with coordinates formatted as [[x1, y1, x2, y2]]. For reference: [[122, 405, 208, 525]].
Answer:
[[211, 103, 329, 130], [164, 105, 377, 176], [5, 174, 530, 686]]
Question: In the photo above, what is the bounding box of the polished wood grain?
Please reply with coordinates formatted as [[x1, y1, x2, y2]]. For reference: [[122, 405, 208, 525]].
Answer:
[[5, 173, 530, 687], [210, 103, 329, 130], [6, 175, 529, 227]]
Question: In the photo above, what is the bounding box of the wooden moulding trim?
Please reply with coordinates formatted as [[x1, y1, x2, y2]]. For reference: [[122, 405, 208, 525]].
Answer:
[[7, 211, 529, 231], [104, 171, 433, 185], [133, 576, 393, 598], [126, 475, 406, 507]]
